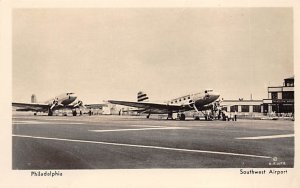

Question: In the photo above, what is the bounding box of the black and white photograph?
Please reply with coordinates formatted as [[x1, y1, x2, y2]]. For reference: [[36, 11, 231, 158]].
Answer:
[[12, 7, 294, 169], [1, 0, 299, 187]]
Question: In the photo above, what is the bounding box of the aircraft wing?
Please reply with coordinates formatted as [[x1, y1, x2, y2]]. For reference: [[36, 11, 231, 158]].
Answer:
[[108, 100, 182, 112], [64, 103, 107, 109], [84, 104, 108, 109], [12, 102, 49, 112]]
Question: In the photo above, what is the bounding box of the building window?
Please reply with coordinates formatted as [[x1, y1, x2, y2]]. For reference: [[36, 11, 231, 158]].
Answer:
[[281, 104, 294, 113], [282, 91, 294, 99], [230, 105, 238, 112], [253, 105, 261, 112], [241, 105, 249, 112], [285, 79, 294, 87], [271, 92, 278, 99]]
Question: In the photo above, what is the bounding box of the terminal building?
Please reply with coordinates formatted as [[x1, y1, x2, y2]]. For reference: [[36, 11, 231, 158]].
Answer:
[[262, 76, 294, 114], [222, 77, 294, 116]]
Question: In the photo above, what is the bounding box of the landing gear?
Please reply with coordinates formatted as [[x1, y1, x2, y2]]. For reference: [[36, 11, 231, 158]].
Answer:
[[34, 112, 37, 116], [146, 114, 150, 118], [48, 110, 53, 116], [167, 112, 173, 120], [72, 110, 77, 116], [178, 113, 186, 121]]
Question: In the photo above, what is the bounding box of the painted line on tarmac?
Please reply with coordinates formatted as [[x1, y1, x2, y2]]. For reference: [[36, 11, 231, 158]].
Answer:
[[13, 120, 83, 125], [13, 134, 272, 159], [127, 125, 168, 128], [89, 127, 188, 132], [236, 134, 294, 140]]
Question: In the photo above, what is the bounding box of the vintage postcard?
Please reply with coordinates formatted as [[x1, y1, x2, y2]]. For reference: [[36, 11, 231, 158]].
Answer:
[[1, 0, 299, 187]]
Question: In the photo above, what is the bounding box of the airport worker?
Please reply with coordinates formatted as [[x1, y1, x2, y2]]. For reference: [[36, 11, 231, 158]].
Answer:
[[222, 111, 226, 121], [234, 111, 237, 121]]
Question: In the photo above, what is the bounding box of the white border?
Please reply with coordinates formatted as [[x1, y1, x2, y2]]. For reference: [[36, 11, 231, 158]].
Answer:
[[1, 0, 299, 187]]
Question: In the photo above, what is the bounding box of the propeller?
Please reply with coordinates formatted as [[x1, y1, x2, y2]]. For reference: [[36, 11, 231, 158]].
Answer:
[[192, 103, 199, 112], [74, 100, 86, 108], [50, 98, 58, 110], [185, 100, 199, 112], [212, 99, 222, 111]]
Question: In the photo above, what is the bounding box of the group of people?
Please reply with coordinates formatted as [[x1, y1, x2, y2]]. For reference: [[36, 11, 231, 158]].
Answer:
[[203, 110, 238, 121], [221, 111, 237, 121]]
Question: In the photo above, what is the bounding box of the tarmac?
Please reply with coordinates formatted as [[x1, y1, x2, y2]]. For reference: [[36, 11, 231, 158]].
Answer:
[[12, 114, 294, 169]]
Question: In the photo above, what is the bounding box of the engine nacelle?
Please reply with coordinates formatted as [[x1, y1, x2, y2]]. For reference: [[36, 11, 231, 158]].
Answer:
[[74, 100, 83, 108], [183, 99, 196, 109]]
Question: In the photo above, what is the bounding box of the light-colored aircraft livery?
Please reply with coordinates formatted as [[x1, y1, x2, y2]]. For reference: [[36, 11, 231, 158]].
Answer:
[[12, 93, 85, 116], [108, 89, 220, 120]]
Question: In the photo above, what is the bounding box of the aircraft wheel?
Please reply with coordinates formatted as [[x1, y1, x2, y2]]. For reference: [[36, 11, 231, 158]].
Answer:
[[179, 113, 186, 121], [48, 110, 53, 116], [34, 112, 37, 116], [194, 116, 200, 120], [72, 110, 77, 116]]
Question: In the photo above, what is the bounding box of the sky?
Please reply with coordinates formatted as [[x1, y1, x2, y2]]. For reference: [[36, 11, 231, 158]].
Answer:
[[13, 8, 293, 103]]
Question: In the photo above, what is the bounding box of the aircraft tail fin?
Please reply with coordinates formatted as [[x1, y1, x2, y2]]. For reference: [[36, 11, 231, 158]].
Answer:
[[137, 91, 149, 102], [31, 94, 37, 103]]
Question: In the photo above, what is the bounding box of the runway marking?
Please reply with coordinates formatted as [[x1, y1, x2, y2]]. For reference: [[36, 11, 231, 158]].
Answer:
[[13, 134, 272, 159], [13, 120, 83, 125], [89, 127, 188, 132], [236, 134, 294, 140], [127, 124, 167, 128]]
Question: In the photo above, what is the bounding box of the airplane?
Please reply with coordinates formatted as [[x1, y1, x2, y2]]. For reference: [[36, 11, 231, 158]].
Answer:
[[108, 89, 220, 120], [12, 93, 85, 116]]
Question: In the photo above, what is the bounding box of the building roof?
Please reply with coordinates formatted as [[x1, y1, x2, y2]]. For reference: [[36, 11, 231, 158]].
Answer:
[[223, 100, 263, 102], [284, 76, 294, 80]]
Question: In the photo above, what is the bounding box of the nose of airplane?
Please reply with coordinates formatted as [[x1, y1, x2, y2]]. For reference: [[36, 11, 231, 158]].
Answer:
[[70, 93, 77, 100], [210, 92, 220, 100]]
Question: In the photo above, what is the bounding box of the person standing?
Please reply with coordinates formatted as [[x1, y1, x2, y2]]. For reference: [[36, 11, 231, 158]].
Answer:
[[234, 111, 237, 121]]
